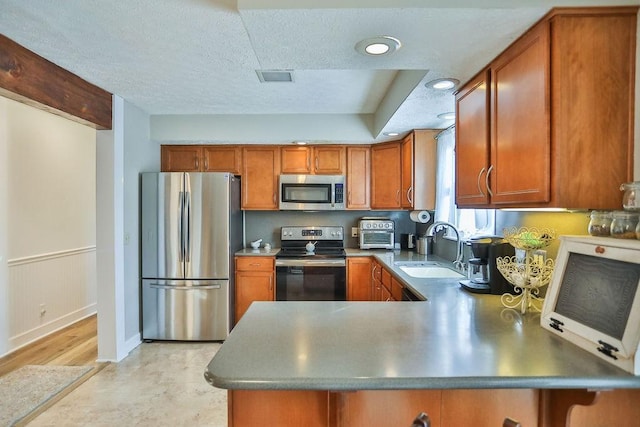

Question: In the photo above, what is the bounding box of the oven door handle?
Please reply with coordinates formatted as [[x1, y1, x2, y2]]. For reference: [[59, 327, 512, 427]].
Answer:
[[275, 259, 346, 268]]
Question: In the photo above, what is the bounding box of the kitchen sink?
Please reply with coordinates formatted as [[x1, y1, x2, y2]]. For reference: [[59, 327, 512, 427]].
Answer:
[[394, 262, 465, 279]]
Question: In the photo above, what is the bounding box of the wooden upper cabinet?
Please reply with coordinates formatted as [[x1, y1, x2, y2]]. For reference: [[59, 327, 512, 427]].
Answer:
[[314, 146, 345, 174], [242, 146, 280, 210], [161, 145, 202, 172], [346, 146, 370, 209], [402, 130, 437, 210], [202, 146, 242, 175], [490, 19, 550, 205], [455, 71, 491, 207], [280, 146, 345, 175], [161, 145, 242, 174], [455, 7, 637, 209], [401, 134, 414, 209], [548, 9, 636, 209], [281, 146, 312, 174], [371, 141, 402, 209]]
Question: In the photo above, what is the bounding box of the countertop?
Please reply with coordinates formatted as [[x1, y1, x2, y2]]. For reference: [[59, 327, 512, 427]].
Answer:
[[207, 249, 640, 391]]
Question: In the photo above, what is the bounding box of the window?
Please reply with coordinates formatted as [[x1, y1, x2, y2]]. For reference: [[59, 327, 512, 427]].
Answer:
[[434, 127, 495, 239]]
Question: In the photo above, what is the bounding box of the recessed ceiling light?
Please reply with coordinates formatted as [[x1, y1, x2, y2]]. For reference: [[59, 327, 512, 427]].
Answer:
[[437, 112, 456, 120], [293, 141, 308, 145], [383, 132, 400, 137], [425, 78, 460, 90], [355, 36, 401, 56]]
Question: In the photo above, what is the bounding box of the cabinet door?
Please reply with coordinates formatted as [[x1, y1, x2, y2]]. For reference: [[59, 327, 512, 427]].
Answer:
[[336, 390, 442, 427], [202, 146, 242, 175], [235, 258, 274, 324], [161, 145, 202, 172], [412, 130, 437, 211], [549, 12, 636, 209], [490, 21, 550, 205], [455, 71, 491, 207], [371, 142, 402, 209], [314, 146, 345, 174], [401, 134, 414, 209], [347, 257, 372, 301], [371, 261, 382, 301], [390, 277, 403, 302], [242, 146, 280, 210], [281, 146, 312, 174], [231, 390, 329, 427], [346, 146, 370, 209]]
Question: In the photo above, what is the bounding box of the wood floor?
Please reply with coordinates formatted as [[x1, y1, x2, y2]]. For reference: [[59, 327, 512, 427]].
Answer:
[[0, 314, 102, 376]]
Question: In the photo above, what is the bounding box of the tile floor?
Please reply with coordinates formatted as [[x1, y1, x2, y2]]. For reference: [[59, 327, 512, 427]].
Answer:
[[29, 342, 227, 426]]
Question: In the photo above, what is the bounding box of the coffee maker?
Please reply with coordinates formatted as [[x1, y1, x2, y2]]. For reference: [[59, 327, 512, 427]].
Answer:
[[460, 237, 515, 294]]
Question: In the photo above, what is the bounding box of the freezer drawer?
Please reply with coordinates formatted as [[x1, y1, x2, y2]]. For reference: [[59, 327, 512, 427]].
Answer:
[[142, 279, 229, 341]]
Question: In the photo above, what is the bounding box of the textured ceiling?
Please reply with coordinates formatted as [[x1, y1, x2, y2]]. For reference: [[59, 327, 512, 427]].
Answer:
[[0, 0, 636, 143]]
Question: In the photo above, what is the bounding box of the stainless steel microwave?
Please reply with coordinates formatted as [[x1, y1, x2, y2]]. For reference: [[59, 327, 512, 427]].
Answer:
[[279, 174, 345, 210]]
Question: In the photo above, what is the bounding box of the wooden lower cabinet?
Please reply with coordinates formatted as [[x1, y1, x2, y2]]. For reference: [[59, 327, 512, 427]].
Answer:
[[347, 257, 371, 301], [227, 388, 640, 426], [229, 390, 328, 427], [234, 257, 274, 324]]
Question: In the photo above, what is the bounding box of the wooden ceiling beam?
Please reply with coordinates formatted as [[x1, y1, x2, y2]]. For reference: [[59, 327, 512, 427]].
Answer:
[[0, 34, 112, 130]]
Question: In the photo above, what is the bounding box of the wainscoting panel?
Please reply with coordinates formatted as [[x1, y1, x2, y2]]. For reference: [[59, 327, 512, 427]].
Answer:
[[7, 247, 97, 351]]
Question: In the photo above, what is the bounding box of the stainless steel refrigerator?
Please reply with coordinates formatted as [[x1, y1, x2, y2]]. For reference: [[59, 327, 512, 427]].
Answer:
[[141, 172, 242, 341]]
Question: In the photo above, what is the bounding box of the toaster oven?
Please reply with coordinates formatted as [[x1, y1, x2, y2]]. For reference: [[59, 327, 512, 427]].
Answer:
[[358, 218, 395, 249]]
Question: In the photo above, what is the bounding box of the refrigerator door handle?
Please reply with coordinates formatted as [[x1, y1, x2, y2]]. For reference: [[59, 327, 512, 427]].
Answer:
[[184, 191, 191, 262], [148, 284, 222, 290], [178, 190, 185, 262]]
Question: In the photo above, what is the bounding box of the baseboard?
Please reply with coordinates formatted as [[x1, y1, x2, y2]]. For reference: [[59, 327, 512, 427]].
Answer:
[[8, 305, 97, 353]]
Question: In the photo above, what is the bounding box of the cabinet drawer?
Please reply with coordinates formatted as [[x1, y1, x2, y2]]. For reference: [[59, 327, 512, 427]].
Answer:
[[236, 257, 274, 272]]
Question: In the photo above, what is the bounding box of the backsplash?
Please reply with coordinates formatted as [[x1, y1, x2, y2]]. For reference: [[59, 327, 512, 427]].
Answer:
[[244, 210, 417, 249], [244, 209, 591, 260]]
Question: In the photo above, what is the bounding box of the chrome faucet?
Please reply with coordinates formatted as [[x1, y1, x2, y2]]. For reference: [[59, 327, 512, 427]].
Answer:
[[426, 221, 464, 271]]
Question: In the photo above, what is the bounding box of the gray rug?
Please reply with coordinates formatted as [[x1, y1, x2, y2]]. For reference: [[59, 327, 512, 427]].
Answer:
[[0, 365, 92, 426]]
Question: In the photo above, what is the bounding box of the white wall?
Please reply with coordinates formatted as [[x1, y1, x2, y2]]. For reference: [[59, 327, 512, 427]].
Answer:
[[1, 96, 97, 355], [122, 101, 157, 342], [0, 98, 8, 355], [97, 96, 157, 362]]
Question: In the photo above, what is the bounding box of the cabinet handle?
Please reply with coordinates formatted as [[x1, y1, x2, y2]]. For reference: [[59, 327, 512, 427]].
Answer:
[[406, 187, 413, 204], [371, 264, 377, 281], [308, 156, 311, 171], [204, 157, 209, 170], [249, 263, 262, 267], [273, 193, 277, 205], [195, 155, 199, 169], [269, 276, 273, 292], [477, 167, 486, 198], [396, 189, 400, 204], [315, 157, 319, 171], [486, 164, 494, 197]]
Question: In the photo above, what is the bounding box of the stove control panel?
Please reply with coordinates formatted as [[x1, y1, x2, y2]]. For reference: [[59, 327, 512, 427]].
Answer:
[[281, 226, 344, 241]]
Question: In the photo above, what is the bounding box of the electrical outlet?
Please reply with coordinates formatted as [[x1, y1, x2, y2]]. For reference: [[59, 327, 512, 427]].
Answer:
[[351, 227, 359, 238], [39, 304, 46, 317]]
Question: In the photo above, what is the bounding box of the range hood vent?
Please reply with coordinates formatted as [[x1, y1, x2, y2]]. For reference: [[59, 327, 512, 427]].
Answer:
[[256, 70, 294, 83]]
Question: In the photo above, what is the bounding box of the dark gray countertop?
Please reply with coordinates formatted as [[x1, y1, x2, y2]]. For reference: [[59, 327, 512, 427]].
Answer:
[[207, 249, 640, 391]]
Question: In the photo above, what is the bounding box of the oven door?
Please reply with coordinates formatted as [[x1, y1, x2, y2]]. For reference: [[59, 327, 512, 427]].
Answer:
[[275, 258, 346, 301]]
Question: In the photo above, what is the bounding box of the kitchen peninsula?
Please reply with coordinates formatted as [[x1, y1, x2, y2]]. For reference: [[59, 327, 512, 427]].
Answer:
[[206, 252, 640, 426]]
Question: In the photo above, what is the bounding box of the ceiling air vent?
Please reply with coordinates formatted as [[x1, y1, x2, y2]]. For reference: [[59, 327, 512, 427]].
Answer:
[[256, 70, 294, 83]]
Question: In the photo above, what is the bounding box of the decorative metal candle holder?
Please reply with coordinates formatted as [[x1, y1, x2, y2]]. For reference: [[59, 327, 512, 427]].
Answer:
[[496, 227, 556, 314]]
